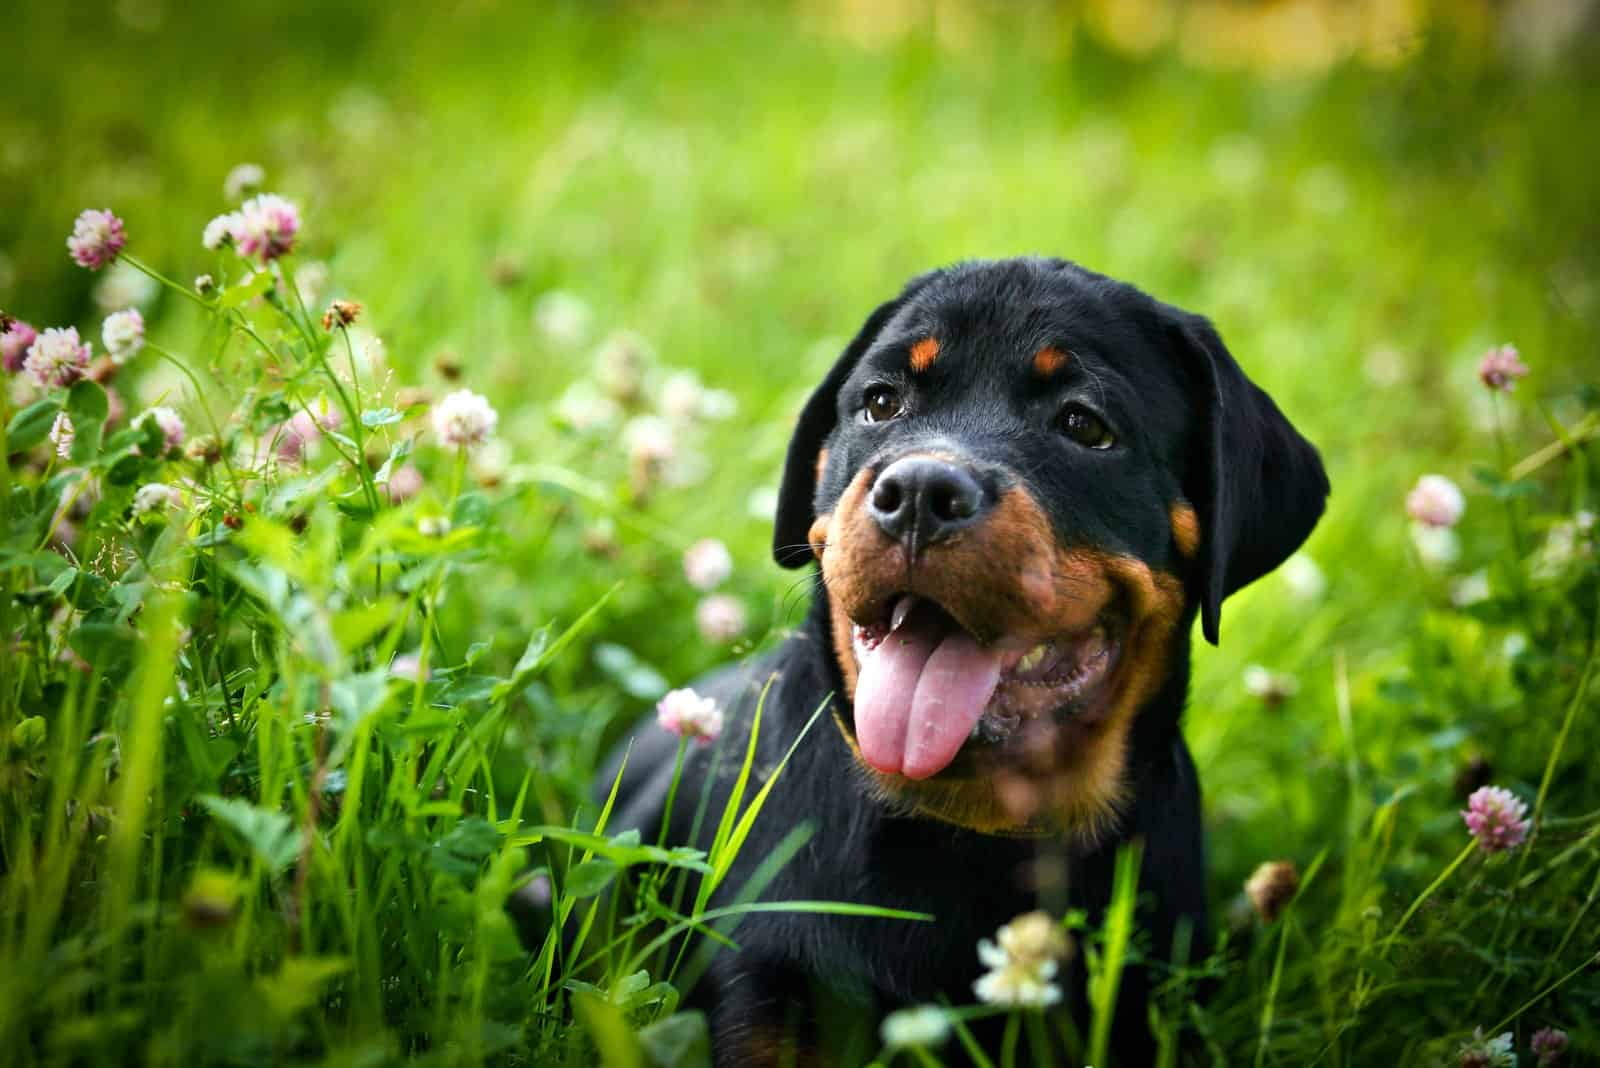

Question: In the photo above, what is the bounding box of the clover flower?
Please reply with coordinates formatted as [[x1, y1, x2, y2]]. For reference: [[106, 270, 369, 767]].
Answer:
[[1243, 665, 1299, 706], [102, 308, 145, 365], [137, 406, 186, 453], [655, 687, 723, 745], [1280, 553, 1326, 601], [389, 652, 428, 682], [683, 538, 733, 591], [879, 1006, 951, 1051], [92, 261, 157, 311], [66, 209, 126, 270], [1407, 474, 1466, 529], [321, 300, 362, 331], [49, 412, 74, 460], [194, 273, 216, 296], [695, 594, 748, 644], [418, 515, 452, 537], [1244, 860, 1300, 923], [1531, 1027, 1568, 1065], [555, 381, 621, 432], [24, 327, 91, 388], [2, 319, 37, 373], [431, 389, 498, 449], [386, 463, 424, 503], [222, 162, 265, 201], [1462, 785, 1530, 853], [233, 194, 300, 262], [202, 212, 240, 251], [973, 911, 1070, 1008], [534, 290, 592, 347], [278, 399, 343, 462], [1478, 344, 1529, 393], [132, 482, 183, 516], [1456, 1028, 1514, 1068]]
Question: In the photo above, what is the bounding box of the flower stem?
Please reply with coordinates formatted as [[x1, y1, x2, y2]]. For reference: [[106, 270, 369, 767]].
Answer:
[[1378, 840, 1476, 960], [122, 254, 210, 311], [657, 737, 689, 848], [146, 343, 244, 502]]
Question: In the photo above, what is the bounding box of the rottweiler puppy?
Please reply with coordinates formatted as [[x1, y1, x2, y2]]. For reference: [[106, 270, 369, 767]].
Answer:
[[596, 257, 1328, 1065]]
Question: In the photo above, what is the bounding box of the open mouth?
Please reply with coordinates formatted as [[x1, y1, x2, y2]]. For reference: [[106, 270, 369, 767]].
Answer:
[[847, 594, 1121, 780]]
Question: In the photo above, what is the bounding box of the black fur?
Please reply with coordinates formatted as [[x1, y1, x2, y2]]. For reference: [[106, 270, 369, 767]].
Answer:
[[591, 258, 1328, 1065]]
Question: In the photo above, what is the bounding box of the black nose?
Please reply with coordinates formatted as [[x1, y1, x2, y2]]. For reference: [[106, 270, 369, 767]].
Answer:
[[868, 457, 990, 551]]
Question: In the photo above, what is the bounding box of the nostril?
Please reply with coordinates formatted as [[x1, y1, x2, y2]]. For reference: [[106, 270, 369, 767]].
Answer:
[[872, 479, 904, 515], [937, 487, 977, 521]]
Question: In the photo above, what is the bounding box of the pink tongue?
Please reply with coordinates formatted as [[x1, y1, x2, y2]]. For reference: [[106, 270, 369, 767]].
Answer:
[[854, 609, 1006, 780]]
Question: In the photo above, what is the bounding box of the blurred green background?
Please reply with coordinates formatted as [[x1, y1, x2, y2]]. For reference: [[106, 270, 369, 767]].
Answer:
[[6, 0, 1598, 1037]]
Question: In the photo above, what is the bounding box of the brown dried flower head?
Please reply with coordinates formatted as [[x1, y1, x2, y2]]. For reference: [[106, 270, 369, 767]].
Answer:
[[1245, 860, 1300, 923], [321, 299, 363, 331]]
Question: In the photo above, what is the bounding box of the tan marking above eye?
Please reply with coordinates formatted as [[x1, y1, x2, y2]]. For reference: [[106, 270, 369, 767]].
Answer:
[[1033, 346, 1069, 376], [1169, 501, 1201, 558], [909, 337, 940, 373]]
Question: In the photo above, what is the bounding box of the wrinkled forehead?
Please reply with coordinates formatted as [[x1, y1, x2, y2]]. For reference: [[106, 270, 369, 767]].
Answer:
[[854, 269, 1195, 407]]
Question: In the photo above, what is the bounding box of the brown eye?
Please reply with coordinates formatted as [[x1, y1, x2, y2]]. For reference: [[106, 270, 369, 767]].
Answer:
[[1060, 404, 1115, 449], [863, 385, 904, 423]]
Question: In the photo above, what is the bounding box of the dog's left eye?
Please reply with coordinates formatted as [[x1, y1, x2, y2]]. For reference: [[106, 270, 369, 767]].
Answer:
[[863, 385, 905, 423], [1059, 404, 1115, 449]]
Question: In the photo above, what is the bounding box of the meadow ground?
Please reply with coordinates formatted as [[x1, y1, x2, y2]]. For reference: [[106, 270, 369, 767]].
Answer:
[[2, 3, 1598, 1065]]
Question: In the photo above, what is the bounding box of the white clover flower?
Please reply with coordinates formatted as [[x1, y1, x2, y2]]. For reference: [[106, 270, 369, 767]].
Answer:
[[389, 652, 428, 682], [24, 327, 91, 388], [695, 594, 747, 644], [431, 389, 499, 449], [699, 387, 737, 420], [624, 414, 676, 466], [223, 162, 265, 201], [879, 1006, 950, 1051], [1279, 553, 1326, 602], [1454, 1027, 1515, 1067], [132, 482, 182, 516], [593, 331, 653, 402], [102, 308, 145, 364], [555, 381, 621, 432], [137, 406, 186, 453], [294, 260, 330, 307], [202, 212, 241, 251], [1406, 474, 1465, 528], [1450, 571, 1491, 607], [973, 911, 1069, 1008], [747, 486, 779, 520], [682, 538, 733, 591], [418, 515, 452, 538], [1411, 523, 1461, 571], [534, 290, 592, 347], [662, 371, 708, 421], [1243, 665, 1299, 704], [470, 438, 513, 485], [655, 687, 723, 745], [49, 411, 74, 459], [92, 261, 158, 311]]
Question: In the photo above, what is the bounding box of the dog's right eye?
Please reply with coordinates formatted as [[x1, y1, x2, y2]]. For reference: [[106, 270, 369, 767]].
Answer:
[[863, 385, 905, 423]]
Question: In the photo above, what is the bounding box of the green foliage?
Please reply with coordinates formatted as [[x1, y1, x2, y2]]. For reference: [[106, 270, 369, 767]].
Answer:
[[2, 3, 1598, 1066]]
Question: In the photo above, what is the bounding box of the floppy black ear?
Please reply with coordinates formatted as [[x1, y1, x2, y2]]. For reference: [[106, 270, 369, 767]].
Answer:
[[772, 278, 933, 567], [1174, 314, 1329, 645]]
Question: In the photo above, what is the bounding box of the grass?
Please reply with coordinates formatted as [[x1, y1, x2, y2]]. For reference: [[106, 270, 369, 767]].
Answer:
[[2, 2, 1598, 1065]]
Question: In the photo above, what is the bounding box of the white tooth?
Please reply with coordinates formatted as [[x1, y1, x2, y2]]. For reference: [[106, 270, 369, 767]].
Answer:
[[890, 596, 915, 632]]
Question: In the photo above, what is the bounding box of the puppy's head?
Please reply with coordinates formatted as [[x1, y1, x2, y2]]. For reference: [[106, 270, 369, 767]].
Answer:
[[774, 258, 1327, 836]]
